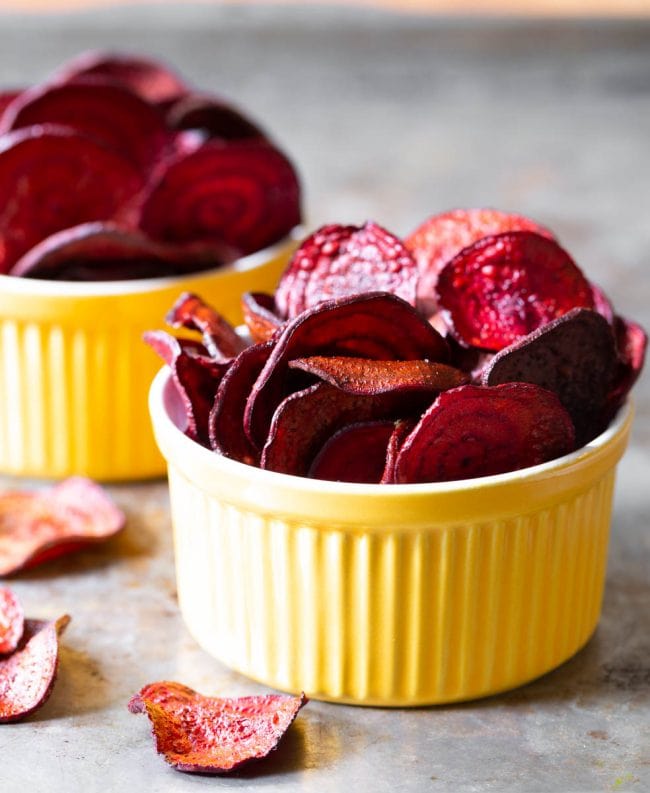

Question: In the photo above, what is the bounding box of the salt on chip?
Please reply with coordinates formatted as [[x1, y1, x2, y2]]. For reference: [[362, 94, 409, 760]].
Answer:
[[0, 587, 24, 655]]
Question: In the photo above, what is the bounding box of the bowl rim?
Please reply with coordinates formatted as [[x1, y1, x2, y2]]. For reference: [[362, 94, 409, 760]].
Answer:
[[149, 365, 633, 502], [0, 227, 303, 298]]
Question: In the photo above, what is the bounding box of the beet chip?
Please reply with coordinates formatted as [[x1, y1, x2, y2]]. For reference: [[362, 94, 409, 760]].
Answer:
[[309, 420, 396, 483], [242, 291, 284, 343], [380, 419, 416, 484], [1, 79, 169, 170], [607, 315, 648, 419], [482, 308, 617, 445], [289, 356, 468, 396], [0, 90, 21, 118], [405, 208, 553, 314], [167, 93, 266, 141], [0, 615, 70, 723], [0, 478, 125, 576], [128, 681, 306, 775], [394, 383, 576, 484], [0, 126, 143, 274], [275, 222, 419, 319], [0, 588, 24, 655], [436, 231, 595, 351], [165, 292, 246, 362], [139, 139, 301, 256], [244, 292, 449, 448]]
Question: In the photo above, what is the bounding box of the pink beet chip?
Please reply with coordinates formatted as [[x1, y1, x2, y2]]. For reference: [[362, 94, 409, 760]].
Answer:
[[128, 681, 307, 775], [0, 615, 70, 723], [0, 587, 24, 655], [0, 478, 125, 576]]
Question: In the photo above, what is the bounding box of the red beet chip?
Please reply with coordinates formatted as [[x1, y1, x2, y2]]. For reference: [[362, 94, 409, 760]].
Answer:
[[144, 330, 228, 445], [380, 419, 416, 484], [9, 221, 226, 281], [275, 222, 418, 319], [52, 50, 188, 105], [0, 126, 143, 274], [167, 93, 266, 141], [590, 282, 615, 325], [482, 308, 617, 445], [139, 139, 301, 256], [0, 89, 21, 118], [209, 342, 273, 465], [394, 383, 576, 484], [309, 420, 396, 483], [607, 315, 648, 419], [241, 291, 284, 343], [436, 231, 595, 351], [261, 382, 423, 477], [0, 478, 125, 577], [0, 588, 24, 655], [289, 356, 468, 396], [405, 208, 553, 314], [0, 615, 70, 723], [128, 681, 307, 775], [244, 292, 449, 449], [0, 78, 170, 171], [166, 292, 246, 362]]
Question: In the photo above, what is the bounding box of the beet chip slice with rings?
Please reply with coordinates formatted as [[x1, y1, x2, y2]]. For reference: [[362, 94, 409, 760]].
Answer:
[[394, 383, 576, 484], [242, 291, 284, 343], [0, 126, 143, 274], [289, 356, 468, 396], [128, 681, 307, 775], [0, 79, 169, 171], [435, 231, 595, 351], [275, 222, 419, 319], [0, 587, 24, 655], [244, 292, 449, 449], [309, 420, 397, 483], [209, 342, 274, 465], [0, 478, 125, 576], [167, 93, 266, 141], [138, 139, 301, 256], [165, 291, 246, 362], [0, 615, 70, 723], [405, 208, 553, 315], [482, 308, 617, 446]]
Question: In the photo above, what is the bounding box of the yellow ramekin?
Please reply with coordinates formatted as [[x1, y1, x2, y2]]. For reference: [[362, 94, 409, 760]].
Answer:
[[149, 367, 634, 706], [0, 233, 298, 481]]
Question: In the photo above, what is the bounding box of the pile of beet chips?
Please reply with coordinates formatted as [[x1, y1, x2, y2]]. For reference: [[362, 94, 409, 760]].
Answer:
[[0, 51, 301, 280], [148, 209, 647, 484]]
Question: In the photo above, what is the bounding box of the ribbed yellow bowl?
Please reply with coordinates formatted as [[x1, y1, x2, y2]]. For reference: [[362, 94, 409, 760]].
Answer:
[[0, 234, 298, 481], [150, 368, 633, 706]]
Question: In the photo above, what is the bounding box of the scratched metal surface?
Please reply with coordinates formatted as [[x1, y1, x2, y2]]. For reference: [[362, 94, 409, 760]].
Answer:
[[0, 6, 648, 792]]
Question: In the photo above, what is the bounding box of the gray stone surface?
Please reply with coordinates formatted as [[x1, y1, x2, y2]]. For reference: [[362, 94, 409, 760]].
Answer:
[[0, 6, 648, 792]]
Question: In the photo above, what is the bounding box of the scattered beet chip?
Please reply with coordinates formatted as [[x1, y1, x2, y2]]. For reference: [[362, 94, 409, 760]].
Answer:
[[261, 382, 423, 477], [482, 308, 617, 445], [289, 356, 468, 396], [606, 315, 648, 419], [394, 383, 576, 484], [53, 50, 188, 105], [0, 126, 143, 274], [275, 222, 419, 319], [436, 231, 595, 351], [0, 588, 24, 655], [405, 208, 553, 315], [0, 478, 125, 576], [167, 93, 266, 141], [139, 139, 301, 256], [309, 420, 396, 483], [209, 342, 273, 465], [165, 292, 246, 361], [144, 330, 228, 444], [0, 79, 170, 170], [241, 291, 284, 343], [380, 419, 416, 484], [244, 292, 449, 449], [0, 615, 70, 723], [128, 681, 307, 775]]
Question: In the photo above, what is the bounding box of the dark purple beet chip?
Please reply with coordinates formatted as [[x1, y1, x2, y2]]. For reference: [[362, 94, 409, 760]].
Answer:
[[209, 342, 274, 465], [0, 588, 24, 655], [166, 93, 266, 141], [165, 292, 246, 362], [394, 383, 576, 483], [244, 292, 449, 449], [482, 308, 617, 445], [241, 291, 284, 343], [309, 420, 397, 483], [380, 419, 416, 484], [436, 231, 595, 351], [138, 139, 301, 256]]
